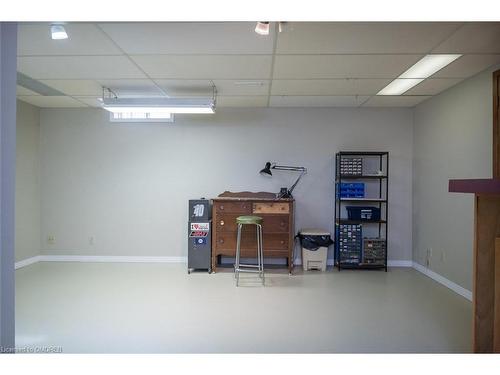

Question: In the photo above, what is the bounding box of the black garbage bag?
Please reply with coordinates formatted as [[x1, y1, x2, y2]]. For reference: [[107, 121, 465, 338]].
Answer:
[[297, 234, 333, 251]]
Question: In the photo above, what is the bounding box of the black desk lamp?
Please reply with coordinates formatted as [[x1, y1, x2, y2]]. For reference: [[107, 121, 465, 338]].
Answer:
[[259, 161, 307, 198]]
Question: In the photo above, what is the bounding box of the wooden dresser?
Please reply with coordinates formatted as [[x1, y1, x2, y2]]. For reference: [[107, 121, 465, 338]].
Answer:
[[211, 191, 295, 274]]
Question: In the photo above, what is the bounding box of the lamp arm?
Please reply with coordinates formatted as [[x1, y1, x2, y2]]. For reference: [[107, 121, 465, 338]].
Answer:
[[272, 165, 306, 172], [287, 168, 307, 195]]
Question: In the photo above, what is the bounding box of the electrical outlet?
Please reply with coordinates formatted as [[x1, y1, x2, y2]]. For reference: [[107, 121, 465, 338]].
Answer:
[[47, 235, 55, 245], [89, 236, 95, 246]]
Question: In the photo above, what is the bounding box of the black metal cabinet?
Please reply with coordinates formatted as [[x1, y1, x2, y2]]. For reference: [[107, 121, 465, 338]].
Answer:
[[334, 151, 389, 271]]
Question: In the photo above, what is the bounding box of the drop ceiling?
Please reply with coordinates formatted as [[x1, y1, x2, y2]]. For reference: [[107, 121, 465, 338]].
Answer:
[[16, 22, 500, 108]]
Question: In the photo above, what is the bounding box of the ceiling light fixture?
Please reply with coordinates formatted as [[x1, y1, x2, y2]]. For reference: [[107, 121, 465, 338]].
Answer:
[[255, 22, 270, 36], [377, 54, 462, 96], [377, 79, 425, 96], [50, 24, 68, 40], [101, 97, 215, 114]]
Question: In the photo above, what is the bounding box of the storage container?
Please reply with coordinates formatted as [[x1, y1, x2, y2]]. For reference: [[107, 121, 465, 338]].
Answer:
[[346, 206, 381, 221], [336, 182, 365, 198], [362, 238, 386, 265]]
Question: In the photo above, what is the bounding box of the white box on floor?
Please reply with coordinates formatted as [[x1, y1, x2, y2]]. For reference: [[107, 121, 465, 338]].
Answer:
[[299, 228, 330, 271]]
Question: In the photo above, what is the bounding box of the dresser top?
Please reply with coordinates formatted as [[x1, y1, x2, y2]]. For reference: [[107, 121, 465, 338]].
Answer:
[[213, 191, 294, 202]]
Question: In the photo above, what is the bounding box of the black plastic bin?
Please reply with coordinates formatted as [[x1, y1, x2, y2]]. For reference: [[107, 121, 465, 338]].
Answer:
[[346, 206, 381, 221]]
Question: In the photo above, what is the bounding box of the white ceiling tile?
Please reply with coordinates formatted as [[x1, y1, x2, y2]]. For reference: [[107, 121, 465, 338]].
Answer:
[[17, 23, 122, 56], [271, 79, 391, 96], [39, 79, 165, 97], [404, 78, 464, 96], [98, 22, 275, 55], [216, 96, 268, 107], [431, 54, 500, 78], [270, 95, 369, 107], [276, 22, 462, 54], [17, 85, 39, 96], [131, 55, 272, 79], [362, 96, 431, 107], [39, 80, 103, 96], [17, 96, 88, 108], [73, 96, 102, 107], [154, 79, 270, 96], [18, 56, 147, 79], [97, 79, 165, 97], [432, 22, 500, 53], [272, 55, 423, 79]]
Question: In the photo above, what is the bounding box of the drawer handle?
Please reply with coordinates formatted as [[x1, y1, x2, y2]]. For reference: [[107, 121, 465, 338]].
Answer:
[[280, 240, 285, 245], [220, 220, 225, 226]]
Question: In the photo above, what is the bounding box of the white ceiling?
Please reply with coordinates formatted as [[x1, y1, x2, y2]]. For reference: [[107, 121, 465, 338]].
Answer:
[[16, 22, 500, 108]]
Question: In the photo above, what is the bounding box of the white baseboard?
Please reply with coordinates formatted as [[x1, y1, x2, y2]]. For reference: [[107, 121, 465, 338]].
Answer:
[[412, 262, 472, 301], [38, 255, 187, 263], [388, 260, 413, 267], [15, 255, 42, 270], [292, 259, 412, 267]]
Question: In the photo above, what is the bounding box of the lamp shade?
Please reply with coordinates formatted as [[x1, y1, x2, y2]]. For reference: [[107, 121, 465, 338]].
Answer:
[[259, 162, 272, 176]]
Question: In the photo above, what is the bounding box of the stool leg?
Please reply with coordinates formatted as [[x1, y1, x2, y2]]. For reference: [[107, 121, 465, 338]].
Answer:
[[258, 224, 265, 284], [235, 223, 242, 286], [256, 224, 261, 277]]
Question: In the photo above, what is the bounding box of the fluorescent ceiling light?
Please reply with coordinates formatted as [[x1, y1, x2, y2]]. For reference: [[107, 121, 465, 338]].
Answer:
[[101, 97, 215, 114], [377, 54, 462, 96], [51, 24, 68, 40], [255, 22, 270, 36], [377, 79, 425, 96], [399, 54, 462, 79], [109, 111, 174, 123]]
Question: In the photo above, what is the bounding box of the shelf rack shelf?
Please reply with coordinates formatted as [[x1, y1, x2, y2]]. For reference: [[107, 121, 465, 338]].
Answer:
[[334, 151, 389, 271]]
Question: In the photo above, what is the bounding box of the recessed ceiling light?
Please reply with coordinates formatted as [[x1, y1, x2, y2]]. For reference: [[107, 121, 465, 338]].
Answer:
[[377, 79, 425, 96], [50, 24, 68, 40], [255, 22, 270, 36], [377, 54, 462, 96]]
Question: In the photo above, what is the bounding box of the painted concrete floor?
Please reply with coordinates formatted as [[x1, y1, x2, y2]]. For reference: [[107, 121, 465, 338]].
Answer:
[[15, 262, 472, 353]]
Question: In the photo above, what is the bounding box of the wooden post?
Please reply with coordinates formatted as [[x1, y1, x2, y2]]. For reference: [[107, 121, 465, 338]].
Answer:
[[495, 237, 500, 352], [473, 194, 500, 352], [449, 180, 500, 353]]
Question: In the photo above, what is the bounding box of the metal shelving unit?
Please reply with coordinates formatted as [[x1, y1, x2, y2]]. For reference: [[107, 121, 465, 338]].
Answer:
[[334, 151, 389, 271]]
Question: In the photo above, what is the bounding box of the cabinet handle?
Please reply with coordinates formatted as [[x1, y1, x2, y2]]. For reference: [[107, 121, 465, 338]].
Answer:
[[220, 205, 224, 210], [219, 239, 224, 244], [242, 204, 247, 209], [280, 221, 286, 227], [220, 220, 225, 226]]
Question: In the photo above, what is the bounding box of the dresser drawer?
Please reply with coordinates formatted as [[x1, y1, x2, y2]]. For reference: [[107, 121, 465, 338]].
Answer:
[[215, 233, 289, 252], [215, 214, 289, 233], [253, 202, 290, 214], [214, 201, 251, 214]]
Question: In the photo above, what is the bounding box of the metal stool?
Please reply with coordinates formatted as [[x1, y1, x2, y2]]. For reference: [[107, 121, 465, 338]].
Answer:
[[234, 215, 264, 286]]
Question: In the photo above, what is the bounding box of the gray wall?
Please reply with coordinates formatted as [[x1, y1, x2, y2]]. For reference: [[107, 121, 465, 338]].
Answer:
[[16, 100, 40, 262], [413, 65, 499, 290], [39, 107, 414, 262]]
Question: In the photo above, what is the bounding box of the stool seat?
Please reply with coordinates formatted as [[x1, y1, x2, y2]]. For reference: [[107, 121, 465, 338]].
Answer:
[[236, 215, 263, 225]]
